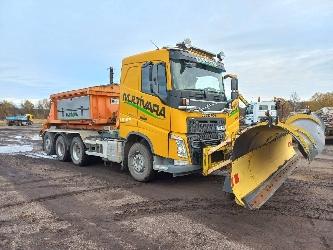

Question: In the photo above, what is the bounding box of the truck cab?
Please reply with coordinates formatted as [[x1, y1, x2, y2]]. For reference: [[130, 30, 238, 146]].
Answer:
[[118, 44, 239, 180]]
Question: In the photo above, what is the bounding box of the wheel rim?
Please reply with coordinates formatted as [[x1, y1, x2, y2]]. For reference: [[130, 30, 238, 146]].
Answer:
[[72, 142, 81, 161], [132, 151, 145, 173], [45, 138, 51, 151], [57, 141, 64, 157]]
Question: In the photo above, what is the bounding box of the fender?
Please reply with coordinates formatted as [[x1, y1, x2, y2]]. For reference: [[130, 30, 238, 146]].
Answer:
[[126, 132, 155, 154]]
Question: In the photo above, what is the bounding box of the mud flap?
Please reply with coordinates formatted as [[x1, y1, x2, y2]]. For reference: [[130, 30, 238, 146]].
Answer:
[[229, 113, 325, 209]]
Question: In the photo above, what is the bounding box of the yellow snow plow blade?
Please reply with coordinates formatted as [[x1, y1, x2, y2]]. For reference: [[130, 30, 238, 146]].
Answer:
[[230, 113, 325, 209]]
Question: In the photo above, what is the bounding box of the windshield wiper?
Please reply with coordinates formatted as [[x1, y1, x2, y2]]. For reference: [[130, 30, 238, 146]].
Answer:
[[183, 88, 204, 92], [203, 87, 219, 92], [178, 105, 231, 114], [183, 88, 221, 93]]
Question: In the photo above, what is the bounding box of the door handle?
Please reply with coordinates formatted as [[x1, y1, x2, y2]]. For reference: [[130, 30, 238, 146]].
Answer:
[[140, 116, 147, 121]]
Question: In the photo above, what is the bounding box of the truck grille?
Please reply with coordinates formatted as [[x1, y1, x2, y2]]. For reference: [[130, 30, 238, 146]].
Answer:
[[188, 118, 225, 133], [187, 118, 225, 165]]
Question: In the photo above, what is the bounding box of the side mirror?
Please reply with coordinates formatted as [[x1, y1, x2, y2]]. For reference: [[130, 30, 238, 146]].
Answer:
[[231, 78, 238, 91], [231, 91, 238, 100]]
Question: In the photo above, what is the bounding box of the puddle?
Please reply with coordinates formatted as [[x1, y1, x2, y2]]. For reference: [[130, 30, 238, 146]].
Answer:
[[0, 144, 55, 160], [24, 151, 56, 159], [30, 134, 41, 141], [5, 139, 20, 142], [0, 144, 33, 154]]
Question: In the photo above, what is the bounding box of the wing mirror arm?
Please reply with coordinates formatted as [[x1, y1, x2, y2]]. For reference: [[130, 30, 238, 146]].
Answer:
[[224, 73, 239, 100]]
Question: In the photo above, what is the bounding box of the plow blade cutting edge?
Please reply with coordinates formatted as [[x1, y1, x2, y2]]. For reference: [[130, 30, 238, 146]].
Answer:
[[230, 113, 325, 209]]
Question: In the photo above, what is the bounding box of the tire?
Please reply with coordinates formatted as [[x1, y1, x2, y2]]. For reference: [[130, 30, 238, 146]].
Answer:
[[43, 132, 56, 155], [70, 136, 89, 166], [55, 135, 71, 161], [128, 142, 154, 182]]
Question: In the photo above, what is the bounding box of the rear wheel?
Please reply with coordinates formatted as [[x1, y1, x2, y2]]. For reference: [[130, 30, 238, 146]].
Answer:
[[128, 142, 154, 182], [70, 136, 89, 166], [55, 135, 70, 161], [43, 132, 56, 155]]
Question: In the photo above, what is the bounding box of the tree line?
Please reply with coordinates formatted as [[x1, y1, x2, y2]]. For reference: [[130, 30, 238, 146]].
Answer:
[[0, 91, 332, 120], [276, 91, 333, 120], [0, 99, 50, 119]]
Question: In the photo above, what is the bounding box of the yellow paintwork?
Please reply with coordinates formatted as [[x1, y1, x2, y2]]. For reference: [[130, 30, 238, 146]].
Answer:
[[202, 139, 232, 176], [119, 49, 171, 157], [285, 113, 321, 125], [26, 114, 34, 120], [116, 46, 324, 209], [229, 114, 324, 208], [232, 132, 295, 206], [119, 48, 240, 168]]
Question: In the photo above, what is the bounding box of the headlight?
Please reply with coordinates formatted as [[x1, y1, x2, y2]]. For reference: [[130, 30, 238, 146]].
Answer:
[[170, 134, 188, 158]]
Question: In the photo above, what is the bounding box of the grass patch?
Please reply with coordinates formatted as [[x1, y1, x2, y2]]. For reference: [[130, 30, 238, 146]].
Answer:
[[33, 119, 46, 124]]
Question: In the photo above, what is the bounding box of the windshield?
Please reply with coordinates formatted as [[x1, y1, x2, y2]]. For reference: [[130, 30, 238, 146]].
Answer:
[[171, 59, 225, 93]]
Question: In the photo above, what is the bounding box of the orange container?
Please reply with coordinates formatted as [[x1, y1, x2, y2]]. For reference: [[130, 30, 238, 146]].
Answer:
[[44, 84, 120, 130]]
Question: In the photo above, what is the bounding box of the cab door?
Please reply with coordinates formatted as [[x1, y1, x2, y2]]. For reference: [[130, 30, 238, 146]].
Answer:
[[138, 61, 171, 157], [119, 65, 140, 137]]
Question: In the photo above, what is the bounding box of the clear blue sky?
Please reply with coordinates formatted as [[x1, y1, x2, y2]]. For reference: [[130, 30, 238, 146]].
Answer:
[[0, 0, 332, 104]]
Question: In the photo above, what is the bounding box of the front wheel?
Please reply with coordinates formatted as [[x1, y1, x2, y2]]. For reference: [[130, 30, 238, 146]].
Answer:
[[128, 142, 154, 182], [70, 136, 89, 166]]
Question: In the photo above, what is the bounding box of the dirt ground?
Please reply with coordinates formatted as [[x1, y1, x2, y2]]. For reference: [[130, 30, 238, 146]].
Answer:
[[0, 125, 332, 249]]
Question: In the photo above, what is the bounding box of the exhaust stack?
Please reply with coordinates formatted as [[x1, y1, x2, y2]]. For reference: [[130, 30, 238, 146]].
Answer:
[[109, 66, 114, 85]]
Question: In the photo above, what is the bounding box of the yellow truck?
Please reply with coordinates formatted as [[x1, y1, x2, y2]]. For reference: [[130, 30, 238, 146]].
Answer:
[[41, 40, 325, 209]]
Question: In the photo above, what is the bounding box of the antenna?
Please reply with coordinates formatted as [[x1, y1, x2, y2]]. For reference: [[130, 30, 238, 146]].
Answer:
[[150, 40, 159, 50]]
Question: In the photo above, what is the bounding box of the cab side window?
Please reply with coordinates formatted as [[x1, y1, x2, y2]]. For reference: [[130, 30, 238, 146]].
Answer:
[[141, 61, 167, 100], [155, 63, 167, 99], [141, 62, 153, 94]]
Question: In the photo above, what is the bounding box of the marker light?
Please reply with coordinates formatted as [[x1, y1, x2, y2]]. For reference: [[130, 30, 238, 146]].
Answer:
[[181, 98, 190, 106]]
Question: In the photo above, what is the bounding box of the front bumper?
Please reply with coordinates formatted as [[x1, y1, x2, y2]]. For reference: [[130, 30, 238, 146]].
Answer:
[[153, 156, 201, 176], [153, 164, 202, 176]]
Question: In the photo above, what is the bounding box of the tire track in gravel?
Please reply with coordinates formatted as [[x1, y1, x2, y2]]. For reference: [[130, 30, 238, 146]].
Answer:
[[1, 129, 332, 249], [111, 197, 235, 221], [102, 195, 333, 222], [0, 183, 143, 209], [0, 158, 160, 249], [1, 156, 332, 222], [0, 174, 90, 187]]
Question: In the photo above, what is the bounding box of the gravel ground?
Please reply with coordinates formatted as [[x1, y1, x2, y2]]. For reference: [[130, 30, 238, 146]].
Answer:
[[0, 125, 332, 249]]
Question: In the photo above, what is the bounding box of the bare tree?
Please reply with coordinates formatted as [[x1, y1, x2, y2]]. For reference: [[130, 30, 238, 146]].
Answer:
[[308, 92, 333, 111], [290, 91, 300, 112], [36, 98, 50, 118], [21, 100, 35, 114], [0, 100, 17, 119]]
